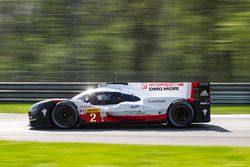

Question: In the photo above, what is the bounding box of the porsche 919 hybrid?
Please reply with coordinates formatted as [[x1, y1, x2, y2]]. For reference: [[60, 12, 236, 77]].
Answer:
[[29, 82, 210, 128]]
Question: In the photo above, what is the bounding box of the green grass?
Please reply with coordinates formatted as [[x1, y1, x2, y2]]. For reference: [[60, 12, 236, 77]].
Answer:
[[211, 106, 250, 114], [0, 103, 250, 114], [0, 103, 31, 113], [0, 141, 249, 167]]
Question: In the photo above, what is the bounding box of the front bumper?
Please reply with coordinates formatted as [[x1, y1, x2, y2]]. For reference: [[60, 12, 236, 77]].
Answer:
[[28, 100, 58, 128], [28, 112, 51, 128]]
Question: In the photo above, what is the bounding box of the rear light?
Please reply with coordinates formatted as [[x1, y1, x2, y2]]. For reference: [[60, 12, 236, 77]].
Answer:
[[191, 82, 199, 100]]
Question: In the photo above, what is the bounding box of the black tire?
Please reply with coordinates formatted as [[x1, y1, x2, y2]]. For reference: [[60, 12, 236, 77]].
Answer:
[[168, 100, 194, 128], [51, 101, 78, 129]]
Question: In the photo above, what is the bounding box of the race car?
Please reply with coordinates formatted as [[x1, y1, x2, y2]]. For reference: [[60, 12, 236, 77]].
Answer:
[[28, 82, 210, 128]]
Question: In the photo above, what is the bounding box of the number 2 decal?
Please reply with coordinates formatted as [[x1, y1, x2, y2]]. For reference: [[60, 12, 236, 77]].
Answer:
[[90, 113, 96, 122], [83, 108, 100, 123]]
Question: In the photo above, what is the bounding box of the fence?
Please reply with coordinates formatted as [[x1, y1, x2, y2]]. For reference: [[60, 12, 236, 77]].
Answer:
[[211, 83, 250, 105], [0, 82, 250, 105]]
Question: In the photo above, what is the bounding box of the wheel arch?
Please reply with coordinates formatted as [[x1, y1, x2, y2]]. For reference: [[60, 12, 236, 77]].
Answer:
[[50, 100, 79, 128], [167, 99, 196, 127], [167, 99, 196, 116]]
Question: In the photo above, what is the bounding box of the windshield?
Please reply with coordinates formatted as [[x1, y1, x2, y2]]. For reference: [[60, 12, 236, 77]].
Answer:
[[71, 91, 89, 101]]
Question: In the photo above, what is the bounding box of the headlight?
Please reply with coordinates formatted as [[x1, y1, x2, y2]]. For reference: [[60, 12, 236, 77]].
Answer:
[[29, 101, 43, 112], [30, 104, 39, 112]]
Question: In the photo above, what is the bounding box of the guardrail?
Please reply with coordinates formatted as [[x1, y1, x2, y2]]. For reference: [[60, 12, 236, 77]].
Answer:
[[0, 82, 250, 105], [211, 83, 250, 105]]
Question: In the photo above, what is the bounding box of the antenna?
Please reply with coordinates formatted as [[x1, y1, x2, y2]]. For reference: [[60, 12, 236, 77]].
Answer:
[[108, 72, 127, 85], [113, 72, 118, 82]]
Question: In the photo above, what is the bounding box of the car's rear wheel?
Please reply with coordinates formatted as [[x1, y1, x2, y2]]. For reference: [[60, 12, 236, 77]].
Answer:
[[168, 100, 194, 128], [51, 101, 78, 129]]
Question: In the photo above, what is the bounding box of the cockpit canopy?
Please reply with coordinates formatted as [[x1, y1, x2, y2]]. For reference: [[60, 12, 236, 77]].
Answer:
[[72, 88, 140, 105]]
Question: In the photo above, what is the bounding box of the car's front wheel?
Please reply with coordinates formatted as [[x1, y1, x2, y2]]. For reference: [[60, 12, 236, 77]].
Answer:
[[51, 101, 78, 129], [168, 100, 194, 128]]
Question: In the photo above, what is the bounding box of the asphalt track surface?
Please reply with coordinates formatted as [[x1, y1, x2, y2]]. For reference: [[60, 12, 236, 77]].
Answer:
[[0, 114, 250, 146]]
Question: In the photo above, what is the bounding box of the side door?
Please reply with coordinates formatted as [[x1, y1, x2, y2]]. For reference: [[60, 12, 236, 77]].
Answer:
[[120, 93, 144, 116], [96, 92, 144, 117]]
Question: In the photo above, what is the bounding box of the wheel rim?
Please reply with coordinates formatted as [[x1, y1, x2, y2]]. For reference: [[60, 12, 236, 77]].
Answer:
[[170, 104, 193, 127], [173, 106, 189, 122], [53, 106, 75, 128]]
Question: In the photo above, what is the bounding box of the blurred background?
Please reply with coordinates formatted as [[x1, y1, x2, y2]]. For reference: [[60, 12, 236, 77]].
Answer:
[[0, 0, 250, 82]]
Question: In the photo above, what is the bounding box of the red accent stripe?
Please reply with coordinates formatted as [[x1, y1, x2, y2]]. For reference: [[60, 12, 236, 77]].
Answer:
[[187, 98, 194, 104], [104, 114, 167, 123], [51, 100, 62, 103], [191, 82, 198, 99], [188, 82, 198, 104]]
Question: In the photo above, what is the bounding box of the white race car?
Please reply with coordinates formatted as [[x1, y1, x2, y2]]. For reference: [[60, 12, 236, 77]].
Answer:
[[28, 82, 210, 128]]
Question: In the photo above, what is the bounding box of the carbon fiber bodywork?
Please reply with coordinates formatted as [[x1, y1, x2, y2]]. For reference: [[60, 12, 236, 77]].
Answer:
[[28, 100, 60, 127], [193, 82, 211, 122]]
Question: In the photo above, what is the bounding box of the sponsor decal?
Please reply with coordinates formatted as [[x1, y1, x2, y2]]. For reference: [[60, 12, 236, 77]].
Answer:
[[142, 83, 183, 91], [148, 83, 184, 87], [200, 90, 209, 96], [148, 99, 165, 103], [202, 109, 208, 116], [149, 87, 162, 91], [200, 102, 210, 105], [79, 109, 85, 115], [124, 111, 146, 116], [80, 107, 101, 123], [142, 84, 148, 89], [41, 108, 47, 117], [131, 105, 139, 109], [85, 108, 100, 113], [148, 87, 179, 91]]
